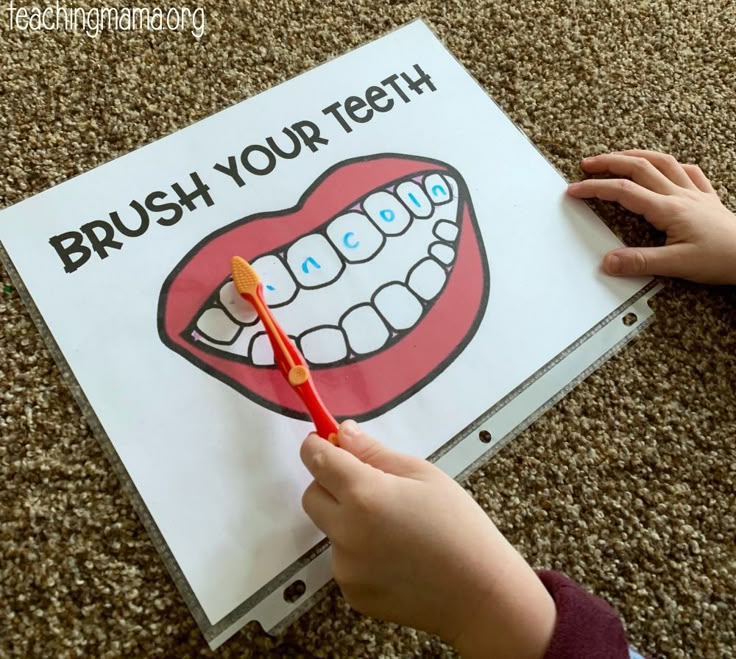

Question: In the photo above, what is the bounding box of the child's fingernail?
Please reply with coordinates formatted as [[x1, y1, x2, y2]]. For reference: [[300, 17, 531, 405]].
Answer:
[[606, 254, 622, 274], [341, 419, 360, 438]]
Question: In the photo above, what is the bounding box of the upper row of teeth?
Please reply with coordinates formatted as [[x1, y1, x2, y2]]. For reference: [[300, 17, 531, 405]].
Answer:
[[215, 172, 457, 323]]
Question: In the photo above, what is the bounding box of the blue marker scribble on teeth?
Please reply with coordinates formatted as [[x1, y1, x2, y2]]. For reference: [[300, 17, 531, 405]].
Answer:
[[302, 256, 321, 274], [408, 192, 421, 207], [343, 231, 360, 249], [431, 184, 447, 198], [266, 284, 276, 291], [380, 209, 395, 222]]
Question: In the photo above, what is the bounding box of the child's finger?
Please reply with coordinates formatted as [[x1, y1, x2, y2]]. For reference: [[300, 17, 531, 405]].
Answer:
[[581, 153, 677, 194], [300, 432, 368, 500], [338, 420, 424, 477], [567, 179, 670, 228], [603, 244, 694, 278], [613, 149, 696, 190], [301, 480, 339, 534], [681, 164, 716, 194]]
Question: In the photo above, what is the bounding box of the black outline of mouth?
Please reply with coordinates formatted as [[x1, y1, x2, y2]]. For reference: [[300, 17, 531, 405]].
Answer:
[[157, 153, 490, 422]]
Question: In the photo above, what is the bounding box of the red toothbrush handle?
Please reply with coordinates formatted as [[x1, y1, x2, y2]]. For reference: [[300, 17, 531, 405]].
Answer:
[[248, 289, 339, 444], [293, 379, 339, 444]]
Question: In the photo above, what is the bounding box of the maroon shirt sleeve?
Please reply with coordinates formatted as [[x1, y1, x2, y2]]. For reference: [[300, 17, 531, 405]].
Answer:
[[537, 570, 630, 659]]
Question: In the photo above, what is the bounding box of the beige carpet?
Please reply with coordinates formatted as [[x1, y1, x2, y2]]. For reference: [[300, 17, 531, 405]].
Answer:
[[1, 1, 735, 657]]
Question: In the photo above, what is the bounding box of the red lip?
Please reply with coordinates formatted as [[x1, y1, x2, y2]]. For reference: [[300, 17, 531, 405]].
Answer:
[[158, 154, 489, 422]]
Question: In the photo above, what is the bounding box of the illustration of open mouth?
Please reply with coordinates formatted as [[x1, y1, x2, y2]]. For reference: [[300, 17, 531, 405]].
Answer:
[[158, 154, 489, 422]]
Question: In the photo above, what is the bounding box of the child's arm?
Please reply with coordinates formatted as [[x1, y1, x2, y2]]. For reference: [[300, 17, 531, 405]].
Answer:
[[300, 422, 629, 659], [567, 149, 736, 284]]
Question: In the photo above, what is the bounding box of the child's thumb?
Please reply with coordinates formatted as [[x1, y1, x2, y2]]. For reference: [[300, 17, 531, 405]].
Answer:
[[338, 420, 421, 475], [603, 245, 689, 278]]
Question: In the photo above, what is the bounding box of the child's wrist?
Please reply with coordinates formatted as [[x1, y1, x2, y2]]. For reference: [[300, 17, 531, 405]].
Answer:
[[450, 567, 557, 659]]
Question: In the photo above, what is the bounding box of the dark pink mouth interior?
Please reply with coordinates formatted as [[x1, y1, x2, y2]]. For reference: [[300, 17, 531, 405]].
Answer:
[[159, 154, 489, 421]]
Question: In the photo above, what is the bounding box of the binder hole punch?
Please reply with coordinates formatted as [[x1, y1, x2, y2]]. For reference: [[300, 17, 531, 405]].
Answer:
[[622, 312, 638, 326], [478, 429, 492, 444], [283, 579, 306, 603]]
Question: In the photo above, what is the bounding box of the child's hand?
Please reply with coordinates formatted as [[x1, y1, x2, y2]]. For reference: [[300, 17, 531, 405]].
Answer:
[[300, 421, 556, 659], [567, 149, 736, 284]]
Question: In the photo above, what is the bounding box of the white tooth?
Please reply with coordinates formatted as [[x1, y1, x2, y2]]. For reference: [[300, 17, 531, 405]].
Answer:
[[434, 221, 459, 243], [196, 307, 241, 344], [423, 173, 453, 205], [251, 254, 298, 307], [341, 304, 390, 355], [249, 332, 275, 366], [286, 234, 344, 289], [327, 212, 385, 263], [219, 281, 258, 325], [430, 242, 456, 266], [373, 283, 423, 331], [220, 325, 258, 359], [407, 258, 447, 301], [299, 327, 348, 365], [396, 181, 433, 218], [363, 191, 411, 235]]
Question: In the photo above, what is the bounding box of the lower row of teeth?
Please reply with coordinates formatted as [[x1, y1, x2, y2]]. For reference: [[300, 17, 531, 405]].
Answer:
[[194, 249, 453, 366], [252, 255, 448, 366]]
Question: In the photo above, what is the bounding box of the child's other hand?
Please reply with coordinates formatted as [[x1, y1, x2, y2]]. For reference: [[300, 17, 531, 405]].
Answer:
[[300, 421, 555, 659], [567, 149, 736, 284]]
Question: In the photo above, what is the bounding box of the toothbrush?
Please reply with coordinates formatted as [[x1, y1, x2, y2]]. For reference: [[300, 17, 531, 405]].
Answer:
[[230, 256, 339, 445]]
